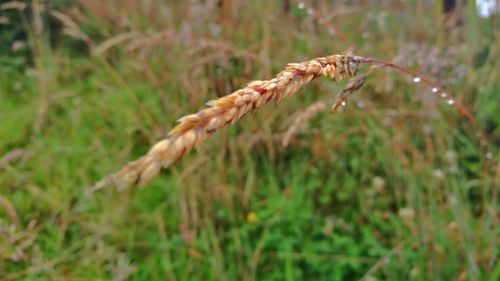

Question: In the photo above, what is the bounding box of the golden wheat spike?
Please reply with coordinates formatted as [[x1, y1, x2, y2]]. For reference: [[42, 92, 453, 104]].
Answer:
[[93, 53, 363, 190]]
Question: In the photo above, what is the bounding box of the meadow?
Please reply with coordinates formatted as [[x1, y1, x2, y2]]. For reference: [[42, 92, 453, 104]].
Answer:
[[0, 1, 498, 280]]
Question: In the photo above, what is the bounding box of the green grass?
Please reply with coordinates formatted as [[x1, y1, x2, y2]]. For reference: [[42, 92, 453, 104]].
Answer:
[[0, 1, 498, 280]]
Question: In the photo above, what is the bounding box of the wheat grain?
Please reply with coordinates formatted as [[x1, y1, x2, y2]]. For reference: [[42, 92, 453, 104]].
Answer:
[[94, 53, 363, 190], [94, 52, 481, 191]]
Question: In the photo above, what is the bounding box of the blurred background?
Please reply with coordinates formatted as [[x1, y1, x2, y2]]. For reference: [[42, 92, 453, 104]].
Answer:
[[0, 0, 498, 280]]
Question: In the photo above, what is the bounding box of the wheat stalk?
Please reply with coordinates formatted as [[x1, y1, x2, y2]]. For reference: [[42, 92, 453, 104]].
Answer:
[[94, 53, 363, 190], [93, 51, 480, 191]]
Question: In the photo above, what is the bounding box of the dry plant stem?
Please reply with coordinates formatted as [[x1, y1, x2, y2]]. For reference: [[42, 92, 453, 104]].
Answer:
[[0, 194, 20, 226], [281, 98, 331, 148], [95, 54, 363, 190], [295, 0, 348, 42], [31, 0, 50, 134], [0, 149, 30, 169], [281, 73, 367, 147], [362, 58, 477, 127], [95, 53, 482, 191], [364, 57, 492, 157]]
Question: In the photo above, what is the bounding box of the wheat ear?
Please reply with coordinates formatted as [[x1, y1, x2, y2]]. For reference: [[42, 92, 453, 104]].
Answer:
[[94, 53, 363, 190]]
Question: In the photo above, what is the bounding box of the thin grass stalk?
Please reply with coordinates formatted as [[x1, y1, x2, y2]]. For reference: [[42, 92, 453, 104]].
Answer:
[[282, 72, 368, 147], [94, 52, 482, 191]]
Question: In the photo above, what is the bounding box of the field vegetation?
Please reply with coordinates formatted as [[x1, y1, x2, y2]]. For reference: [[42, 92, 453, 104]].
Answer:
[[0, 0, 498, 280]]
